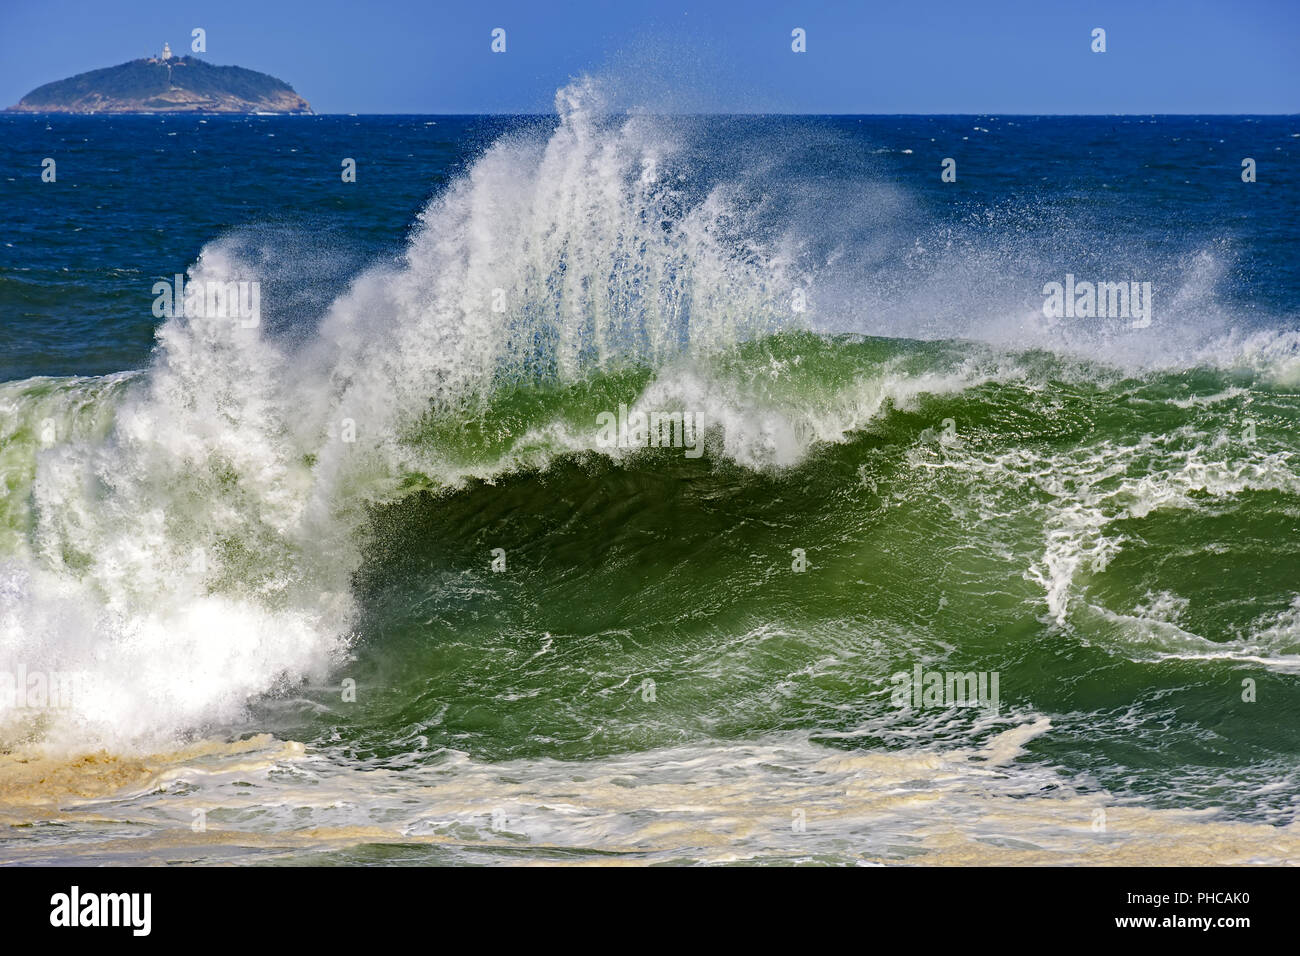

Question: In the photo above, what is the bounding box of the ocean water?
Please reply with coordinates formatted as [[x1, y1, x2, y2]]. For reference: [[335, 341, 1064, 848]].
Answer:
[[2, 84, 1299, 864]]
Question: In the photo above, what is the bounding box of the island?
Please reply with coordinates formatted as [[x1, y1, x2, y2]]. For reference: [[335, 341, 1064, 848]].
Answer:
[[6, 43, 312, 114]]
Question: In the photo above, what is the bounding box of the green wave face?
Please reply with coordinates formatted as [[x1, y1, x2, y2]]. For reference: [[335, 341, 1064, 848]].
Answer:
[[238, 331, 1299, 825]]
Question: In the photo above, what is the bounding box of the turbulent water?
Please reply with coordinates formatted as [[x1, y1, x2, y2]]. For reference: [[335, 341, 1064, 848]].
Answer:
[[1, 84, 1299, 864]]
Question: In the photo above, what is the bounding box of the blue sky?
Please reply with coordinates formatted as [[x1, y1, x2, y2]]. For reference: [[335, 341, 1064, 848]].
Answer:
[[1, 0, 1297, 114]]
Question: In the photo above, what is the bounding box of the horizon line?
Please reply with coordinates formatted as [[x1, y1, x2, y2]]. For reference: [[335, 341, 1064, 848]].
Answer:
[[5, 110, 1299, 118]]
